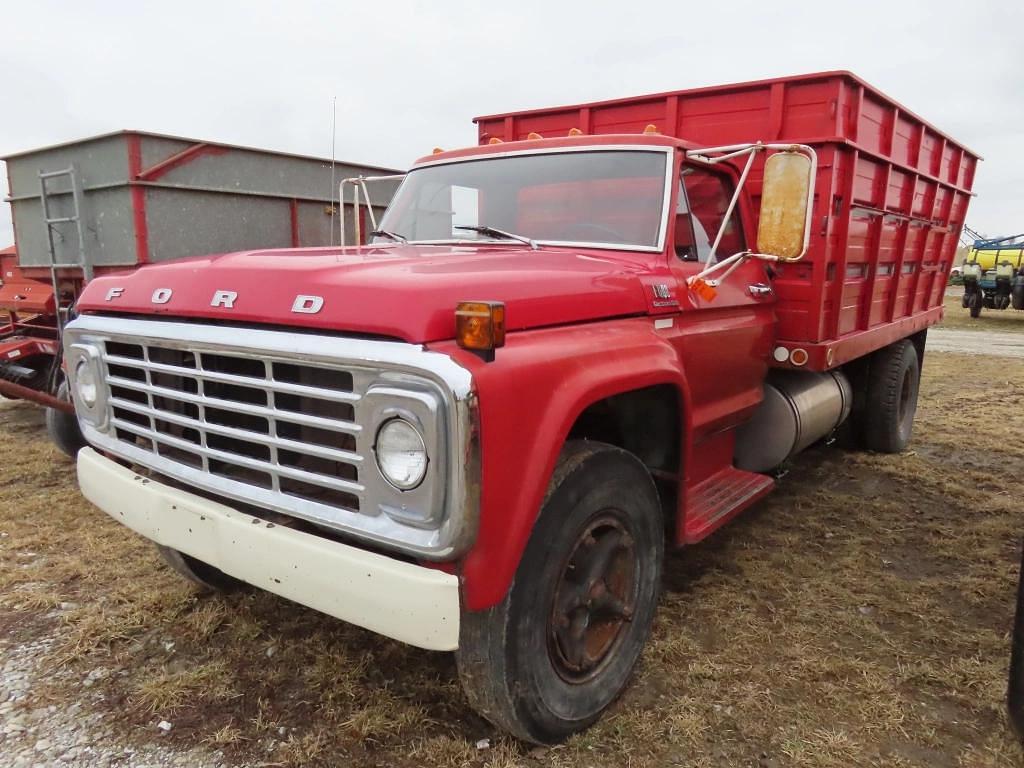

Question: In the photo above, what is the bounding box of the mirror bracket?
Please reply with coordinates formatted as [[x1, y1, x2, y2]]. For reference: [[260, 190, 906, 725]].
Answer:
[[684, 142, 817, 296]]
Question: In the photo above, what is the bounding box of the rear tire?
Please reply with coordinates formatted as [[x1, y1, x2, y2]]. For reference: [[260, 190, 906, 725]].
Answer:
[[46, 382, 86, 459], [863, 340, 920, 453], [456, 441, 664, 744]]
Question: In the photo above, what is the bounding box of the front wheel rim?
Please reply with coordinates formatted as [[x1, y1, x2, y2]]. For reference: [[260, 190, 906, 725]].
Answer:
[[547, 513, 639, 684]]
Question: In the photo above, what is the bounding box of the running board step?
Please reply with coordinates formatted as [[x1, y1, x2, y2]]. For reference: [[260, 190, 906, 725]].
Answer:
[[682, 467, 775, 544]]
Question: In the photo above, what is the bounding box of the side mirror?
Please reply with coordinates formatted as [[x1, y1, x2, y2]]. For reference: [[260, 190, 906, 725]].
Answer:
[[757, 150, 813, 260]]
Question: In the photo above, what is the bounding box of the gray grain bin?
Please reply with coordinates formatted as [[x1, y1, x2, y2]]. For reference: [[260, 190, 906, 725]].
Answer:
[[3, 131, 402, 275]]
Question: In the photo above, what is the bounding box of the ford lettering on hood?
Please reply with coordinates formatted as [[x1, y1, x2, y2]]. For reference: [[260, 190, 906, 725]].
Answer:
[[76, 244, 665, 343]]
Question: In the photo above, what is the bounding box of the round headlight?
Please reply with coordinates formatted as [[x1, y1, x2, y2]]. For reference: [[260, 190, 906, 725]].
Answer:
[[375, 418, 427, 490], [75, 359, 98, 409]]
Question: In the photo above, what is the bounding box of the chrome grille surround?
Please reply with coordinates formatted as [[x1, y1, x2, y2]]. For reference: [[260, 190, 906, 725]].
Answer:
[[63, 315, 479, 559]]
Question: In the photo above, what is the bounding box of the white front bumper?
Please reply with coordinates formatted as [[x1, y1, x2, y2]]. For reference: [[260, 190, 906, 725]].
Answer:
[[77, 448, 461, 651]]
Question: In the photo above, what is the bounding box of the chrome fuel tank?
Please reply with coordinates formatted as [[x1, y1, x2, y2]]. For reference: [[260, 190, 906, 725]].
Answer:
[[734, 370, 852, 473]]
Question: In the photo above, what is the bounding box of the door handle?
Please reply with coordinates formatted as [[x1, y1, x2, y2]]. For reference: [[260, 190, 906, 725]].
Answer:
[[748, 283, 773, 297]]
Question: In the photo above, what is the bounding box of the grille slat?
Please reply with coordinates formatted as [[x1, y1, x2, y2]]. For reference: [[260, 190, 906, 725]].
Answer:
[[102, 339, 366, 516], [105, 354, 362, 405], [108, 396, 363, 465], [110, 417, 364, 498], [106, 375, 362, 435]]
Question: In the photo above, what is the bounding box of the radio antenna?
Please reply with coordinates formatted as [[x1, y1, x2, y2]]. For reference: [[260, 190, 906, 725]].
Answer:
[[329, 95, 337, 246]]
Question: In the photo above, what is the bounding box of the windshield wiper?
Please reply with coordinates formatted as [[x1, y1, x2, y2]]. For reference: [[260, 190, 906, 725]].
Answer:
[[370, 229, 407, 243], [454, 225, 538, 251]]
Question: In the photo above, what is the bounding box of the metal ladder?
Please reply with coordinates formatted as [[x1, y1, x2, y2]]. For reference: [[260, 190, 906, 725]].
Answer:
[[39, 164, 92, 331]]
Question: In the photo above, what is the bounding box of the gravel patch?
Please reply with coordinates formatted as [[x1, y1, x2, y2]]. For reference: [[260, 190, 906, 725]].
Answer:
[[0, 625, 241, 768]]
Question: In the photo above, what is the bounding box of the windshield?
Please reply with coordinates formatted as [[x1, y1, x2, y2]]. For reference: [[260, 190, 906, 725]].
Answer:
[[374, 149, 670, 249]]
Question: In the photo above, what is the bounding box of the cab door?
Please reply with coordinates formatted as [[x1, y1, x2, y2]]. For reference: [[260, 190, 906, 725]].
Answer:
[[663, 161, 776, 479]]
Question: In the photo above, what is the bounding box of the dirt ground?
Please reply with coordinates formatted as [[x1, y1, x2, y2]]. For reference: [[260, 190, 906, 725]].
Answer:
[[1, 308, 1023, 766]]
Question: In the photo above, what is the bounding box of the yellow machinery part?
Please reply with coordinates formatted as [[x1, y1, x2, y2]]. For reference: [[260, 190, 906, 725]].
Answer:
[[967, 247, 1024, 271]]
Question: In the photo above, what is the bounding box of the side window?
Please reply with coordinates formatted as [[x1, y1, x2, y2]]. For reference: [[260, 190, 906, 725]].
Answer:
[[678, 168, 746, 263], [673, 179, 698, 261]]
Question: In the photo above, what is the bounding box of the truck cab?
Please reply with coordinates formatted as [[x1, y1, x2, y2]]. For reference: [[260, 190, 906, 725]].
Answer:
[[61, 72, 976, 744]]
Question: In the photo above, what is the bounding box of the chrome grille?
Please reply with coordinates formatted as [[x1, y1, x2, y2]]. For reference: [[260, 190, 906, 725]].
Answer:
[[101, 340, 366, 514], [64, 315, 479, 559]]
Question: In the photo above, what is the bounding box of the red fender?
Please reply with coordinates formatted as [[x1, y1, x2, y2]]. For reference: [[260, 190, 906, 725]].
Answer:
[[432, 316, 692, 611]]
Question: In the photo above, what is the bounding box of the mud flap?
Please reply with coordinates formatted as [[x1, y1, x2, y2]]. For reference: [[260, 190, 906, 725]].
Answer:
[[1009, 537, 1024, 740]]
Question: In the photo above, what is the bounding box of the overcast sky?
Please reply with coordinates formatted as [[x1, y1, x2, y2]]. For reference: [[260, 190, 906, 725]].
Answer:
[[2, 0, 1021, 248]]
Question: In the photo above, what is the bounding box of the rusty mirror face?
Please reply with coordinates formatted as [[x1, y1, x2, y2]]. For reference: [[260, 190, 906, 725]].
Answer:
[[757, 151, 812, 260]]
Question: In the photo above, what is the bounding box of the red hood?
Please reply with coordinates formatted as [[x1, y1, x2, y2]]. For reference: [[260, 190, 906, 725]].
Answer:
[[76, 244, 668, 343]]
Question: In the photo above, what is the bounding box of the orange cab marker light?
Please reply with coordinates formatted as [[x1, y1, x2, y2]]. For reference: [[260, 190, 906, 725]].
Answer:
[[643, 124, 659, 135], [456, 301, 506, 351], [568, 128, 583, 136], [488, 137, 503, 144], [688, 277, 717, 302], [526, 132, 543, 140], [432, 147, 444, 154]]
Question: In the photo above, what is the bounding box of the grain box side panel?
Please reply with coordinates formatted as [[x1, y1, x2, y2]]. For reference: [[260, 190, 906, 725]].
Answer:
[[10, 188, 138, 268], [138, 135, 397, 207], [6, 134, 135, 268], [144, 189, 290, 263]]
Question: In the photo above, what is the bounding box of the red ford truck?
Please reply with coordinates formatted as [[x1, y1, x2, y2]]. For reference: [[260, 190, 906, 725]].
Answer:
[[60, 72, 977, 743]]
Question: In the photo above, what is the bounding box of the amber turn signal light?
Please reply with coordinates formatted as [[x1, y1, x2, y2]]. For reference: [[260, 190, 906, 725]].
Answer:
[[456, 301, 506, 351]]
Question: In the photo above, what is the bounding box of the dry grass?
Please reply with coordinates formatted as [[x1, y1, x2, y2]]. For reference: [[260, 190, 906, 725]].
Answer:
[[129, 660, 239, 715], [1, 347, 1023, 767]]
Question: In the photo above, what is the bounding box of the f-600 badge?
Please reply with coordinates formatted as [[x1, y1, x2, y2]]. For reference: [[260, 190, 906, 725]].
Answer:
[[103, 287, 325, 315]]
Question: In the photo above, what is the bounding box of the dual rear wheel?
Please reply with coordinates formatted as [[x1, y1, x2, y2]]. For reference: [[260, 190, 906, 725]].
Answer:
[[861, 338, 921, 453]]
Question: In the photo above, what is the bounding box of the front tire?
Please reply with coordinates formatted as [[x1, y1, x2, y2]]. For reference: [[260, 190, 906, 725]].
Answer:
[[863, 340, 920, 453], [456, 441, 664, 744], [46, 382, 86, 459], [157, 546, 242, 592]]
